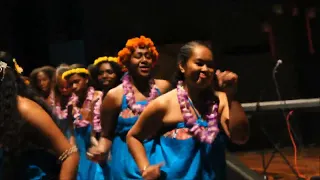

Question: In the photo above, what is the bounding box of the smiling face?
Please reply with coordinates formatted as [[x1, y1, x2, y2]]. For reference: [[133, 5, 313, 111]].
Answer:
[[97, 62, 117, 89], [179, 45, 215, 89], [127, 47, 153, 78]]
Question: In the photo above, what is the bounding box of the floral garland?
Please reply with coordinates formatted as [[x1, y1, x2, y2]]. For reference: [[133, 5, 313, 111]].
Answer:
[[73, 86, 102, 132], [61, 68, 89, 80], [93, 56, 119, 66], [177, 81, 219, 144], [117, 36, 159, 69], [122, 73, 158, 115], [54, 93, 80, 120]]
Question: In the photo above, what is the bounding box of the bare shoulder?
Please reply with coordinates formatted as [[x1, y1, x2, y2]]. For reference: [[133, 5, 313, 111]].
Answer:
[[154, 79, 172, 94], [17, 96, 50, 123], [102, 84, 123, 108], [150, 89, 177, 110], [17, 96, 41, 116]]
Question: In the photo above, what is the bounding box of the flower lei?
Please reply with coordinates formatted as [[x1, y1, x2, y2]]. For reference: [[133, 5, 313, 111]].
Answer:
[[122, 73, 158, 115], [177, 81, 219, 144], [54, 93, 80, 120], [73, 86, 102, 132]]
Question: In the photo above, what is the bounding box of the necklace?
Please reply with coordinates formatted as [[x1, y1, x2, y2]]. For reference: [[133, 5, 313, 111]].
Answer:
[[177, 81, 219, 144], [122, 73, 158, 115]]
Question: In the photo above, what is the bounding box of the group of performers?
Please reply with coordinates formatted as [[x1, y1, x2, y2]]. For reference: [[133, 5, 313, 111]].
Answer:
[[0, 36, 249, 180]]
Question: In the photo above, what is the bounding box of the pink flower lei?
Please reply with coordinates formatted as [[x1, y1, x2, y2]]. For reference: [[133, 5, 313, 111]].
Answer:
[[73, 86, 103, 132], [122, 73, 158, 115], [177, 81, 219, 144], [54, 93, 80, 120]]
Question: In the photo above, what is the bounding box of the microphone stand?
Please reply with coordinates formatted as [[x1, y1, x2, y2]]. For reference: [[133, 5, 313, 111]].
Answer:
[[253, 62, 304, 180]]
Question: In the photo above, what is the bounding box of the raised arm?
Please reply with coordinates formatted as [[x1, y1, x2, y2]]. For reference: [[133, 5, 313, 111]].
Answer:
[[18, 97, 79, 180], [216, 70, 249, 144], [127, 98, 166, 178]]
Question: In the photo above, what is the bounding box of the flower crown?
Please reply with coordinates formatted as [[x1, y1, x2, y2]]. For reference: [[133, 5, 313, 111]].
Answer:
[[117, 36, 159, 67], [93, 56, 119, 66], [61, 68, 89, 80]]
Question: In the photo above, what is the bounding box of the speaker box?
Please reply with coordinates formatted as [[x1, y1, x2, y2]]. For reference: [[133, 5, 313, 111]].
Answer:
[[226, 152, 264, 180]]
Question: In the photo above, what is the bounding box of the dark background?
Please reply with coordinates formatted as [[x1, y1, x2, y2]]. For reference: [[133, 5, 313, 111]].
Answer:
[[0, 0, 319, 151]]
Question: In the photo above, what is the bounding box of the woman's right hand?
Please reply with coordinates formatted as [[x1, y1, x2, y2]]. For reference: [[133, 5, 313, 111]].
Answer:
[[87, 146, 107, 163], [141, 163, 163, 180]]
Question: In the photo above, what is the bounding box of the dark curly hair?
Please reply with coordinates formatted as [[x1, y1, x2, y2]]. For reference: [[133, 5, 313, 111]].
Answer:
[[29, 65, 56, 97], [172, 41, 219, 89], [0, 51, 56, 152], [88, 61, 123, 93]]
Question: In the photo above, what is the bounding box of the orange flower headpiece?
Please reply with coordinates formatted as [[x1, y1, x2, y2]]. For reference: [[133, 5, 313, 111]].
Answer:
[[117, 36, 159, 68]]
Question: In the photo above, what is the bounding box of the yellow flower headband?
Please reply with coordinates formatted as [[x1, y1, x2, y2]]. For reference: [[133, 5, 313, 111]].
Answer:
[[61, 68, 89, 80], [93, 56, 119, 66]]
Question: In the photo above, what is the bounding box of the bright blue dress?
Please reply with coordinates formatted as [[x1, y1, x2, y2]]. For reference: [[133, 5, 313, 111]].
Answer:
[[109, 90, 161, 179], [72, 119, 105, 180], [151, 102, 227, 180]]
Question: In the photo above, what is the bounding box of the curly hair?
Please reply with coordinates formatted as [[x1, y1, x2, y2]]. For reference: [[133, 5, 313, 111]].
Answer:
[[117, 36, 159, 67], [0, 51, 56, 151], [89, 60, 123, 92], [29, 66, 56, 96]]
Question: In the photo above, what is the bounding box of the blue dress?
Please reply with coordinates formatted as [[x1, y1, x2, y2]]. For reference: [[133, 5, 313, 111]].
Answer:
[[151, 102, 227, 180], [56, 114, 105, 180], [109, 90, 161, 179], [73, 121, 105, 180]]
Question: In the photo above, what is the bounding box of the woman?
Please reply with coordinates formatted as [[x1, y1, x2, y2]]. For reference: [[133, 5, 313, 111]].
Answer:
[[89, 56, 123, 96], [87, 36, 171, 179], [0, 52, 79, 179], [30, 65, 56, 105], [52, 64, 76, 136], [127, 41, 249, 179], [62, 64, 104, 180]]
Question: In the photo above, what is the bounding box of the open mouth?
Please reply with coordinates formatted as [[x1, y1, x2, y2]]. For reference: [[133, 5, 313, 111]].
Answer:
[[199, 73, 207, 79], [139, 66, 150, 72]]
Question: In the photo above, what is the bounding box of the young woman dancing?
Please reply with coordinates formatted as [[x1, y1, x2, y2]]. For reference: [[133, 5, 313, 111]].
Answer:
[[0, 52, 79, 179], [127, 41, 249, 180], [87, 36, 171, 179]]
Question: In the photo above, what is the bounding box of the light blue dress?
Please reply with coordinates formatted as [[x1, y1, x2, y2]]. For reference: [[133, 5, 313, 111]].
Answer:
[[151, 102, 227, 180], [109, 90, 161, 179]]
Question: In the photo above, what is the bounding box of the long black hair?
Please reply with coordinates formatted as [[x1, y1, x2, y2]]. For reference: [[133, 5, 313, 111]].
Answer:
[[0, 51, 56, 151]]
